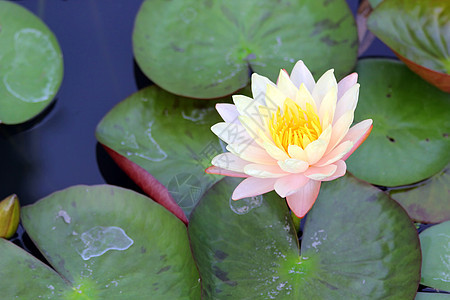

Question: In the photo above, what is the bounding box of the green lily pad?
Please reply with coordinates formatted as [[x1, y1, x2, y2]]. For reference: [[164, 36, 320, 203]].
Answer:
[[346, 59, 450, 187], [189, 175, 421, 298], [0, 1, 63, 125], [420, 221, 450, 292], [368, 0, 450, 75], [368, 0, 383, 8], [0, 185, 200, 299], [0, 239, 71, 298], [133, 0, 357, 98], [415, 293, 450, 300], [390, 164, 450, 223], [96, 86, 227, 221]]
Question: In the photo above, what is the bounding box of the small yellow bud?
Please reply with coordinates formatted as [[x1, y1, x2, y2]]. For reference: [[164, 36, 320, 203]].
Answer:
[[0, 194, 20, 239]]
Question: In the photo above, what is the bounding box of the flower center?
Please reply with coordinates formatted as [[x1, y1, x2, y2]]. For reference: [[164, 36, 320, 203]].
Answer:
[[269, 98, 322, 152]]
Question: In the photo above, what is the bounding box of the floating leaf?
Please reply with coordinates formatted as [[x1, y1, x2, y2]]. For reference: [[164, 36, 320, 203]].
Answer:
[[96, 86, 229, 222], [390, 164, 450, 223], [419, 221, 450, 292], [0, 1, 63, 124], [189, 175, 421, 298], [346, 59, 450, 187], [367, 0, 450, 92], [133, 0, 357, 98], [368, 0, 383, 8], [415, 293, 450, 300], [0, 185, 200, 299]]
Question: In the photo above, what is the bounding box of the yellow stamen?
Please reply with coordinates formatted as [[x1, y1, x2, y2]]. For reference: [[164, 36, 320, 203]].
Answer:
[[269, 98, 322, 152]]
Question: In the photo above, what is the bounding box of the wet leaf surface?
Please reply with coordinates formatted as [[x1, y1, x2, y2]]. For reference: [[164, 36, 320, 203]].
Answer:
[[96, 86, 232, 221], [0, 185, 200, 299], [133, 0, 357, 98], [0, 1, 63, 124], [189, 175, 421, 299]]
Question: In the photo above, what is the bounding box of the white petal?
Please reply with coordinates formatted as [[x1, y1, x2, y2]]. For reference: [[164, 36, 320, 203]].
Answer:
[[211, 153, 249, 172], [295, 83, 318, 112], [315, 140, 353, 167], [205, 166, 249, 178], [216, 103, 240, 124], [304, 164, 337, 180], [232, 177, 277, 200], [321, 160, 347, 181], [244, 163, 288, 178], [226, 143, 276, 165], [341, 119, 373, 161], [334, 84, 359, 124], [290, 60, 315, 92], [286, 180, 321, 218], [265, 84, 287, 111], [318, 86, 337, 128], [288, 145, 308, 161], [277, 159, 309, 173], [262, 141, 288, 161], [233, 95, 264, 128], [274, 174, 309, 197], [312, 69, 337, 108], [211, 122, 253, 145], [238, 115, 267, 145], [251, 73, 275, 105], [276, 69, 298, 100], [337, 73, 358, 100], [325, 110, 354, 154], [304, 125, 332, 165]]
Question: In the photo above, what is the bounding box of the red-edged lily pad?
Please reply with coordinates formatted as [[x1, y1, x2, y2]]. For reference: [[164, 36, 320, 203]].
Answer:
[[96, 86, 233, 223], [367, 0, 450, 92]]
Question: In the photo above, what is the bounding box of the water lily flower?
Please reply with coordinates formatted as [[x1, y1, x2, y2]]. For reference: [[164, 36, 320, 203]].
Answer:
[[206, 60, 373, 218]]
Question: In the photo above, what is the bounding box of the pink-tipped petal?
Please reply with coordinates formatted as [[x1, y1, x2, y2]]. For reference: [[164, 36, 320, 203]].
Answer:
[[277, 69, 298, 100], [321, 160, 347, 181], [337, 73, 358, 100], [233, 95, 264, 128], [274, 174, 309, 197], [326, 110, 354, 154], [216, 103, 240, 124], [290, 60, 315, 92], [312, 69, 337, 108], [278, 159, 309, 173], [286, 180, 321, 218], [205, 166, 250, 178], [315, 140, 353, 167], [251, 73, 275, 105], [232, 177, 277, 200], [341, 120, 373, 161], [244, 163, 288, 178], [211, 152, 249, 172], [211, 122, 253, 145], [304, 164, 337, 180], [227, 143, 276, 165], [333, 84, 360, 124]]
